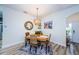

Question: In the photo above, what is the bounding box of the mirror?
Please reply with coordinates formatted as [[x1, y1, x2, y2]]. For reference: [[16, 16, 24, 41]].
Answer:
[[24, 21, 33, 30]]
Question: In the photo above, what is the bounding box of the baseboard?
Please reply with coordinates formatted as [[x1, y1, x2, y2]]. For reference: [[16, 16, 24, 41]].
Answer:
[[53, 41, 66, 47]]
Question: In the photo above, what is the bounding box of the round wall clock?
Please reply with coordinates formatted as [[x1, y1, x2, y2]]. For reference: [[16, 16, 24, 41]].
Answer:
[[24, 21, 33, 30]]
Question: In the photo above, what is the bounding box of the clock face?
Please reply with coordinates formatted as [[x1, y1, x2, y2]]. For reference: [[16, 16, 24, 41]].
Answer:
[[24, 21, 33, 30]]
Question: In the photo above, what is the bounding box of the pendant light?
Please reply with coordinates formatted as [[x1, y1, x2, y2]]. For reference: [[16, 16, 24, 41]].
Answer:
[[34, 8, 41, 25]]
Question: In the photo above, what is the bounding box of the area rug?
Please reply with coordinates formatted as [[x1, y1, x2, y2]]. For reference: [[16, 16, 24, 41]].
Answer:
[[19, 44, 53, 55]]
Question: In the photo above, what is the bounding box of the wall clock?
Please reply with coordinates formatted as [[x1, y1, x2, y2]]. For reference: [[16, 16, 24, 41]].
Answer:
[[24, 21, 33, 30]]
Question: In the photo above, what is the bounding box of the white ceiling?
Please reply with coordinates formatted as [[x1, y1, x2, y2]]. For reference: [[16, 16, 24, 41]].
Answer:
[[67, 12, 79, 22], [2, 4, 76, 17]]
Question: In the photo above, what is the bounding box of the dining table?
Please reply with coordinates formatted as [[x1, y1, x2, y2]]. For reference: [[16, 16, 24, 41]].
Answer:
[[25, 34, 49, 42]]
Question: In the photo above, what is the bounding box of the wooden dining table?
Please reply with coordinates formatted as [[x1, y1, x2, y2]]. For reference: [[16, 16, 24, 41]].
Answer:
[[25, 34, 49, 42]]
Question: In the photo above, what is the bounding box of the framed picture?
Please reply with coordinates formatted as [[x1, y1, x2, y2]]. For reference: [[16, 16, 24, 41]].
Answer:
[[44, 21, 52, 29]]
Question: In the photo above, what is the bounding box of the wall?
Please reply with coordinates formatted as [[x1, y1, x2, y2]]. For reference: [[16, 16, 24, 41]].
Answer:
[[41, 14, 66, 47], [0, 6, 36, 48], [41, 5, 79, 47]]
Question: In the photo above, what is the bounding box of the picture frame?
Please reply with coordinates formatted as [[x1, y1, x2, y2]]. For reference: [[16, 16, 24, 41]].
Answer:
[[44, 21, 52, 29]]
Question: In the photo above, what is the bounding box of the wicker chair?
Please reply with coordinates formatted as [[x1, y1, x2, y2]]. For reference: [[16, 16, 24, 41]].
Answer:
[[25, 32, 30, 47], [40, 34, 51, 54], [29, 36, 38, 54]]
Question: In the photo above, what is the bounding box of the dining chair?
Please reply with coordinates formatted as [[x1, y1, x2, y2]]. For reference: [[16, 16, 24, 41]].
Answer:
[[25, 32, 30, 47], [47, 34, 53, 54], [39, 36, 49, 54], [44, 34, 51, 54], [48, 34, 51, 41], [29, 36, 38, 54]]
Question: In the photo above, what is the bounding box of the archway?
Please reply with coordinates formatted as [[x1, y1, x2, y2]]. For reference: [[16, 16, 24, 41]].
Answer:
[[66, 12, 79, 55]]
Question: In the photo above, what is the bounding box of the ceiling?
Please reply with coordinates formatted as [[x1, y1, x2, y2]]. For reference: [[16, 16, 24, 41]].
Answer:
[[67, 12, 79, 22], [2, 4, 76, 17]]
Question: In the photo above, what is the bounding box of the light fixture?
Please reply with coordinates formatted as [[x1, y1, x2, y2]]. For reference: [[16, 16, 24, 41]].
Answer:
[[34, 8, 41, 26]]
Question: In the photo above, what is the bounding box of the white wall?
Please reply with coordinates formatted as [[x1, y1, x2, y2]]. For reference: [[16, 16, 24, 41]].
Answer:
[[41, 5, 79, 47], [41, 14, 66, 47], [0, 6, 36, 48]]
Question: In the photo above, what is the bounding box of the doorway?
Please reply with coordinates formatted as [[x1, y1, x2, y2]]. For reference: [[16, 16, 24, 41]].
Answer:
[[0, 11, 3, 49], [66, 12, 79, 55]]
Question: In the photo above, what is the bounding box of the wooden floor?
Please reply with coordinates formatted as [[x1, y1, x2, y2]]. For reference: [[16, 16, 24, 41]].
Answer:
[[71, 43, 79, 55], [0, 42, 66, 55], [66, 42, 79, 55]]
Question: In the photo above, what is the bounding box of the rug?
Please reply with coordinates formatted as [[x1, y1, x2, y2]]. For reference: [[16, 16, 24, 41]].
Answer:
[[19, 44, 53, 55]]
